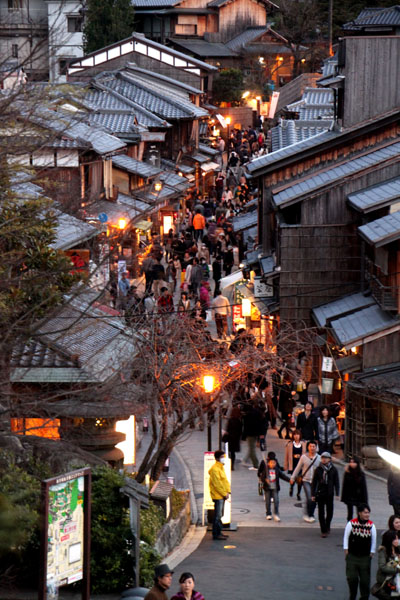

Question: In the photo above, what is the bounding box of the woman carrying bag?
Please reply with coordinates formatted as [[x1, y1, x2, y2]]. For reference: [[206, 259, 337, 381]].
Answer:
[[372, 530, 400, 598]]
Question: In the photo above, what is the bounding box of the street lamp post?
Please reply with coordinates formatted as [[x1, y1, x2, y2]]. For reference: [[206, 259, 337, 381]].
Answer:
[[203, 375, 215, 451]]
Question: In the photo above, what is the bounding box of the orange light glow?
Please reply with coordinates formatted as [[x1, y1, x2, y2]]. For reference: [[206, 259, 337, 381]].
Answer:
[[11, 418, 60, 438], [203, 375, 215, 393], [118, 218, 127, 230]]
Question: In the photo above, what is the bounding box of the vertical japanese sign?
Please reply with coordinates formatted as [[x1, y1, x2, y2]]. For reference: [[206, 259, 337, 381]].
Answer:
[[39, 468, 91, 600]]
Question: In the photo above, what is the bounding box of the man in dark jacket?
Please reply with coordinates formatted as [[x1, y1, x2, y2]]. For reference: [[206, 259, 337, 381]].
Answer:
[[242, 401, 264, 469], [311, 451, 340, 537], [144, 564, 173, 600]]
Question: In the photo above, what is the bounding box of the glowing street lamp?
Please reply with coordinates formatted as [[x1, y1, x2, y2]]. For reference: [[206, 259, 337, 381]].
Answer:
[[154, 179, 162, 193], [118, 217, 127, 230], [203, 374, 215, 394], [242, 90, 250, 99]]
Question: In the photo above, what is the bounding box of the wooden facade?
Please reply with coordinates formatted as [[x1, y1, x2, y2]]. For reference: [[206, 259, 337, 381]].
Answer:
[[257, 117, 400, 327], [341, 36, 400, 129]]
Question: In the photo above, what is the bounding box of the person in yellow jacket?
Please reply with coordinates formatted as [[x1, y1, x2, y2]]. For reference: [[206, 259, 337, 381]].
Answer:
[[209, 450, 231, 540]]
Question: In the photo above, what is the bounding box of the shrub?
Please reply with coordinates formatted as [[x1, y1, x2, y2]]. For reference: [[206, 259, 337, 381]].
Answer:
[[170, 489, 189, 520], [140, 501, 165, 545], [90, 466, 134, 593], [139, 542, 161, 588]]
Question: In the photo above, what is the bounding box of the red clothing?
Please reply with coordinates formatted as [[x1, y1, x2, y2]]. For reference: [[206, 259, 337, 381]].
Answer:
[[157, 294, 174, 313], [193, 213, 206, 230]]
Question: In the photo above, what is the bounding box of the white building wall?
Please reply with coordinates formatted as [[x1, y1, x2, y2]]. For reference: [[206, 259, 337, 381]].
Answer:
[[47, 0, 84, 82]]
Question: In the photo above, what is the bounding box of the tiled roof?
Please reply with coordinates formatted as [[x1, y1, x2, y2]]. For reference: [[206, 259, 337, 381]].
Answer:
[[30, 108, 127, 155], [347, 176, 400, 213], [271, 119, 333, 151], [117, 192, 151, 212], [99, 72, 208, 120], [11, 297, 136, 383], [358, 211, 400, 247], [198, 143, 219, 156], [232, 210, 258, 232], [330, 303, 399, 347], [131, 0, 180, 6], [343, 6, 400, 29], [52, 210, 99, 251], [86, 199, 140, 223], [273, 141, 400, 207], [275, 73, 322, 114], [243, 225, 258, 244], [89, 112, 139, 137], [88, 84, 170, 129], [171, 39, 236, 58], [112, 154, 161, 178], [246, 130, 338, 174], [124, 63, 203, 95], [160, 158, 195, 174], [312, 292, 375, 327], [226, 26, 269, 51]]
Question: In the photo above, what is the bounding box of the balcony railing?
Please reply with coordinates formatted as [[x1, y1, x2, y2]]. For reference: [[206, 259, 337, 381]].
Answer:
[[365, 258, 398, 312]]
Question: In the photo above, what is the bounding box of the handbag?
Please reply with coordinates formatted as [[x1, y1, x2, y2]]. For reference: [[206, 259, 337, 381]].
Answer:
[[296, 475, 303, 486], [258, 482, 263, 496], [371, 576, 396, 598]]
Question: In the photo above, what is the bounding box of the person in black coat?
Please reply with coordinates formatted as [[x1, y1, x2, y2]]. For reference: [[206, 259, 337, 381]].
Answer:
[[296, 401, 318, 442], [341, 456, 368, 521], [311, 452, 340, 537], [226, 406, 242, 470], [278, 378, 296, 439], [388, 467, 400, 516], [242, 400, 264, 469]]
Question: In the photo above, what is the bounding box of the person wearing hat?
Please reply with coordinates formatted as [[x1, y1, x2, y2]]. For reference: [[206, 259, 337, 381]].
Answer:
[[258, 451, 290, 522], [311, 451, 340, 537], [208, 450, 231, 540], [145, 564, 174, 600]]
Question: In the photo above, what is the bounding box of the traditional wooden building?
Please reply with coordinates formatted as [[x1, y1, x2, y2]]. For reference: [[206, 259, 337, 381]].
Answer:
[[245, 22, 400, 460]]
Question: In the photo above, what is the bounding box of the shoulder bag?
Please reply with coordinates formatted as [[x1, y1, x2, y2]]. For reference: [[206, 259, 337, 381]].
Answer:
[[296, 456, 317, 486]]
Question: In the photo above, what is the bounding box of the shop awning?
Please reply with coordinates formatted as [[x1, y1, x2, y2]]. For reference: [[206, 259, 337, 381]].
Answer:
[[335, 355, 362, 373], [236, 283, 278, 315], [215, 114, 227, 128], [201, 161, 221, 173], [135, 220, 152, 232], [220, 270, 244, 290]]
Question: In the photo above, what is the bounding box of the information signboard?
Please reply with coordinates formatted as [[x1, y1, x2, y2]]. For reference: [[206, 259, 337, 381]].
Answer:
[[39, 468, 91, 600], [322, 356, 334, 372]]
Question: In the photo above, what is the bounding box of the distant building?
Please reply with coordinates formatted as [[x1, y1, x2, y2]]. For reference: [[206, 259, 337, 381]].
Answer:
[[0, 0, 84, 81]]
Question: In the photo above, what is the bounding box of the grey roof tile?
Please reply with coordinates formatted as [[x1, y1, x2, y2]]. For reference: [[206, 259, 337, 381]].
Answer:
[[232, 211, 258, 232], [100, 72, 208, 120], [112, 154, 161, 177], [131, 0, 180, 6], [348, 176, 400, 213], [52, 211, 99, 250], [12, 299, 136, 383], [273, 141, 400, 207], [225, 26, 269, 51], [171, 39, 236, 57], [271, 119, 333, 151], [343, 6, 400, 29], [331, 303, 398, 347], [247, 130, 338, 174], [124, 63, 203, 95], [86, 198, 141, 223], [118, 192, 151, 212], [358, 211, 400, 247], [312, 292, 375, 327], [89, 112, 138, 136]]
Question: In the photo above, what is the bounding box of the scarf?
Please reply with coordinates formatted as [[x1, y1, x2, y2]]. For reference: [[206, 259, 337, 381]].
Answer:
[[321, 461, 332, 484]]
